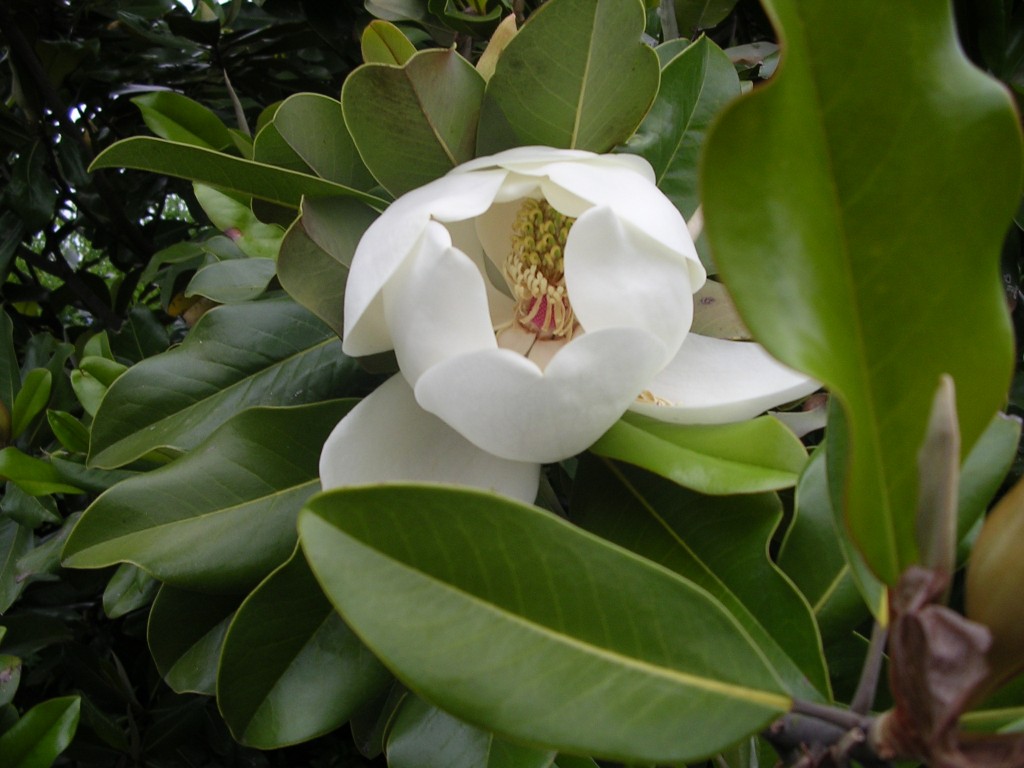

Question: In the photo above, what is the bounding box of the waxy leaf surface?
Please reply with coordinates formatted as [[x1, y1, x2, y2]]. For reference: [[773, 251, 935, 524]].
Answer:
[[572, 455, 828, 700], [65, 402, 354, 593], [477, 0, 659, 154], [300, 485, 790, 763], [88, 298, 361, 469], [148, 586, 239, 695], [343, 49, 484, 197], [623, 36, 739, 219], [702, 0, 1022, 583], [218, 547, 390, 748], [590, 412, 807, 495], [386, 695, 556, 768], [90, 138, 387, 209]]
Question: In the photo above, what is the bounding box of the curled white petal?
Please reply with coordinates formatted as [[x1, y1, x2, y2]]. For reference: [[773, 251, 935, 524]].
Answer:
[[565, 205, 694, 358], [343, 169, 508, 356], [384, 221, 497, 386], [319, 375, 541, 503], [630, 334, 820, 424], [414, 328, 667, 463]]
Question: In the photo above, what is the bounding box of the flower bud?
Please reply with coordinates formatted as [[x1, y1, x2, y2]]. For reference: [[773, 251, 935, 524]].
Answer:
[[965, 474, 1024, 687]]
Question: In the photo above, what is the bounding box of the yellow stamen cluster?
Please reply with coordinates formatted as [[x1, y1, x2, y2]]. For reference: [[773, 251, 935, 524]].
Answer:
[[506, 199, 577, 339]]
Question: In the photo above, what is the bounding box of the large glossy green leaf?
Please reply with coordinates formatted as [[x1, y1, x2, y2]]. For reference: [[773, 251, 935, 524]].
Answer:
[[88, 298, 361, 469], [702, 0, 1022, 583], [777, 448, 881, 642], [90, 138, 388, 209], [148, 586, 238, 695], [277, 197, 379, 338], [342, 49, 485, 197], [64, 401, 354, 593], [9, 369, 51, 441], [781, 411, 1023, 640], [102, 563, 159, 619], [572, 455, 829, 701], [674, 0, 738, 34], [621, 36, 738, 219], [0, 448, 83, 497], [185, 259, 277, 304], [477, 0, 659, 154], [386, 695, 556, 768], [0, 695, 79, 768], [132, 91, 232, 150], [191, 184, 285, 259], [217, 547, 390, 747], [361, 19, 417, 66], [273, 93, 376, 190], [589, 412, 807, 495], [954, 413, 1021, 558], [300, 486, 791, 763]]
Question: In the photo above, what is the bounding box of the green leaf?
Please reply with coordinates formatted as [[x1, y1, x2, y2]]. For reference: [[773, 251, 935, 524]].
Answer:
[[0, 656, 20, 708], [427, 0, 504, 35], [0, 310, 18, 415], [90, 137, 388, 210], [589, 412, 807, 495], [361, 20, 417, 65], [0, 696, 79, 768], [273, 94, 377, 190], [0, 484, 59, 529], [621, 36, 740, 219], [185, 259, 277, 304], [217, 547, 390, 748], [777, 447, 883, 641], [8, 369, 51, 441], [300, 486, 791, 763], [386, 695, 556, 768], [64, 401, 354, 593], [132, 91, 233, 150], [0, 448, 83, 497], [192, 184, 285, 259], [702, 0, 1022, 583], [477, 0, 659, 154], [0, 519, 32, 613], [87, 298, 361, 469], [102, 563, 159, 619], [147, 586, 238, 695], [342, 49, 485, 197], [572, 455, 829, 701], [277, 197, 378, 337], [45, 411, 90, 455], [674, 0, 738, 33], [70, 357, 127, 418], [251, 121, 314, 176], [109, 307, 171, 362], [956, 413, 1021, 559], [655, 38, 692, 68]]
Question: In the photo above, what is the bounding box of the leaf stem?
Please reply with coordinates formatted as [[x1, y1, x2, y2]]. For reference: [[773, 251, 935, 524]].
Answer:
[[850, 620, 888, 714]]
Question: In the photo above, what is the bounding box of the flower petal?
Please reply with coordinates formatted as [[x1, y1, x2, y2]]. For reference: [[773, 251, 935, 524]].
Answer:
[[446, 217, 514, 324], [630, 334, 820, 424], [565, 206, 694, 359], [451, 145, 597, 175], [343, 169, 508, 356], [319, 375, 540, 503], [544, 160, 704, 286], [415, 328, 666, 463], [385, 221, 497, 385]]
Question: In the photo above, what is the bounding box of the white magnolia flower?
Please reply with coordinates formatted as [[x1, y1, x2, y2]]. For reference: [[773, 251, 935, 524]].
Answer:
[[320, 146, 817, 502]]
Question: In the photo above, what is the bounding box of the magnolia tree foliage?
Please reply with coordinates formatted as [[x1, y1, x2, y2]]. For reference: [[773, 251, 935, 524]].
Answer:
[[2, 0, 1024, 766]]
